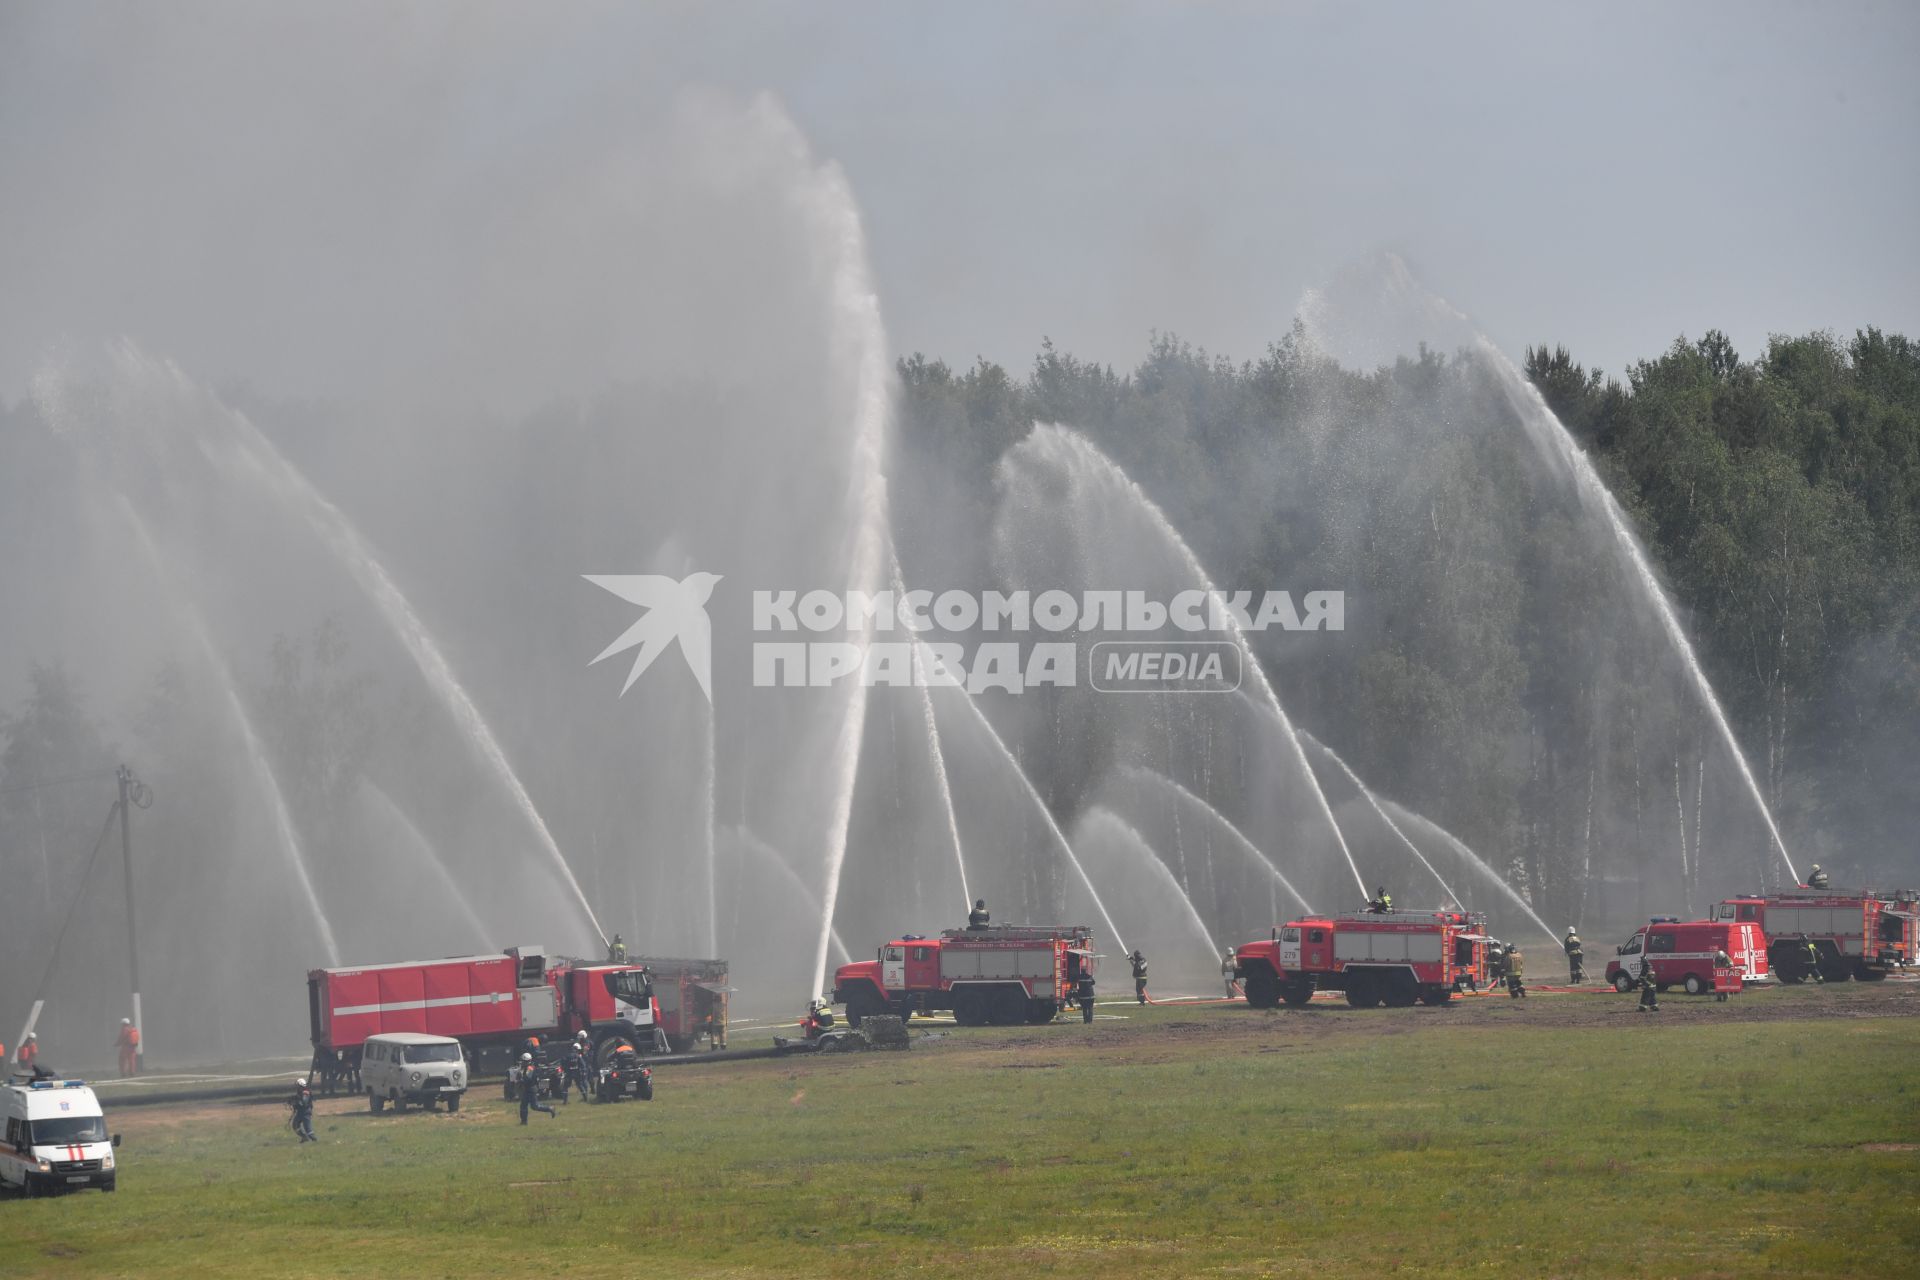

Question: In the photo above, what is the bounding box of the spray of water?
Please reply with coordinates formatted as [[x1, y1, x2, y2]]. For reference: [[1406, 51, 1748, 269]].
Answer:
[[1077, 807, 1221, 963], [112, 496, 342, 964], [361, 780, 491, 944], [1378, 799, 1556, 942], [703, 694, 719, 956], [921, 654, 1128, 954], [729, 826, 852, 967], [892, 552, 970, 908], [1115, 765, 1313, 914], [1297, 728, 1463, 909], [804, 151, 894, 1002], [151, 350, 609, 949], [1011, 425, 1367, 898]]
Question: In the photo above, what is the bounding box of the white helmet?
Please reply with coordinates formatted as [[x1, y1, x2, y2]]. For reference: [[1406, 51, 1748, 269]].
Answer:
[[521, 1052, 533, 1062], [23, 1032, 34, 1041], [122, 1017, 132, 1025], [296, 1077, 308, 1087]]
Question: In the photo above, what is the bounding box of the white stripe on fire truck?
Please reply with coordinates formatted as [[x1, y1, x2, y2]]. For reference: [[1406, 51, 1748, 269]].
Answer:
[[331, 993, 517, 1017]]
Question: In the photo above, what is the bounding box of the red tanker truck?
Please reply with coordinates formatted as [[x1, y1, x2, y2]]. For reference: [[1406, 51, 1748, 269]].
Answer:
[[1234, 909, 1490, 1008], [833, 924, 1097, 1026], [308, 946, 667, 1074]]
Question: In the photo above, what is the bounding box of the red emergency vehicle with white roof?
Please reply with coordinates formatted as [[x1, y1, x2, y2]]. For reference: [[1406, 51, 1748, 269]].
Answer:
[[1234, 909, 1490, 1008], [308, 946, 664, 1072], [1603, 918, 1769, 994]]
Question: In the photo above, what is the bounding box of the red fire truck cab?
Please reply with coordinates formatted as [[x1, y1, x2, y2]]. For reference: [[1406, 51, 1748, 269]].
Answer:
[[1603, 918, 1770, 994], [833, 925, 1096, 1027], [309, 946, 667, 1072], [1234, 910, 1489, 1008], [1715, 887, 1916, 982]]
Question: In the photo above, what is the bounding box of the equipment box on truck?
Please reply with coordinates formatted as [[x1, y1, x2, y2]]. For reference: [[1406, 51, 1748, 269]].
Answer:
[[1604, 918, 1769, 994], [1, 1079, 119, 1196]]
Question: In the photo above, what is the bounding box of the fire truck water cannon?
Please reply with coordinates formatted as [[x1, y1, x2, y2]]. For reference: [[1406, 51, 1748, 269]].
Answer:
[[833, 924, 1098, 1027], [1234, 909, 1490, 1009]]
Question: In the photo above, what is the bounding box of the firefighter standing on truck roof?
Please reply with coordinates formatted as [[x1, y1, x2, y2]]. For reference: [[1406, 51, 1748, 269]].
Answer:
[[1563, 928, 1584, 984], [1506, 946, 1526, 998], [116, 1018, 139, 1076], [1367, 886, 1393, 914], [967, 899, 991, 930], [1130, 950, 1149, 1004], [518, 1054, 555, 1124], [1807, 864, 1829, 889], [608, 933, 627, 964]]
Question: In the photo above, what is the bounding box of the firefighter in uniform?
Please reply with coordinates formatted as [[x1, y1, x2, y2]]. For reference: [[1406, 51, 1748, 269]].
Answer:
[[1563, 928, 1584, 985], [607, 933, 627, 964], [1506, 946, 1526, 998], [1486, 942, 1507, 992], [1367, 886, 1393, 914], [1222, 948, 1239, 998], [564, 1038, 592, 1102], [518, 1054, 555, 1123], [115, 1018, 140, 1076], [14, 1033, 38, 1075], [1713, 948, 1734, 1001], [967, 899, 991, 930], [1801, 935, 1825, 983], [1129, 950, 1149, 1004], [1637, 963, 1660, 1012], [1077, 970, 1096, 1023], [290, 1077, 316, 1143], [1807, 864, 1829, 890]]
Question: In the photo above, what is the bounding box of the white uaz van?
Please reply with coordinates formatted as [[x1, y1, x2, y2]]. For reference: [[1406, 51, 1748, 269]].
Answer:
[[361, 1033, 467, 1113], [2, 1078, 119, 1195]]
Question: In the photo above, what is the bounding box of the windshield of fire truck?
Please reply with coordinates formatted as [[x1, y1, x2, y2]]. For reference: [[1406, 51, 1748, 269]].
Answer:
[[28, 1115, 107, 1145], [403, 1044, 462, 1063]]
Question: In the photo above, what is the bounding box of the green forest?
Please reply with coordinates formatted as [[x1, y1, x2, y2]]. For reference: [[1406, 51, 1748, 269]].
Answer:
[[891, 325, 1919, 913]]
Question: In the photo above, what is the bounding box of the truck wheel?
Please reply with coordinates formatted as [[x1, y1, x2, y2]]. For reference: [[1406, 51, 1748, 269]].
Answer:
[[991, 986, 1028, 1026], [369, 1092, 385, 1114], [1613, 972, 1635, 993], [893, 1002, 914, 1023], [1683, 973, 1707, 996], [1818, 959, 1852, 983], [950, 989, 984, 1026], [1243, 969, 1280, 1009], [392, 1094, 406, 1114], [1344, 977, 1377, 1009], [1024, 999, 1058, 1025], [1282, 982, 1314, 1008], [447, 1095, 461, 1114], [1419, 986, 1452, 1006], [845, 987, 886, 1029], [1855, 963, 1886, 982]]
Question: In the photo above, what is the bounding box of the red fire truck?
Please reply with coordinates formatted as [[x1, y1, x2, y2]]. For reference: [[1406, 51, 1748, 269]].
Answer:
[[308, 946, 667, 1073], [633, 955, 731, 1051], [1234, 910, 1490, 1008], [1602, 918, 1770, 994], [1715, 887, 1917, 982], [832, 925, 1097, 1027]]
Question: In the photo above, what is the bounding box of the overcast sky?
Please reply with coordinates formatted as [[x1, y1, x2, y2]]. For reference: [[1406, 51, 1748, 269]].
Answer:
[[3, 1, 1915, 406]]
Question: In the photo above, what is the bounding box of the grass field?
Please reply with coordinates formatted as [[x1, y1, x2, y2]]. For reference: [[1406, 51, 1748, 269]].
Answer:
[[3, 982, 1917, 1278]]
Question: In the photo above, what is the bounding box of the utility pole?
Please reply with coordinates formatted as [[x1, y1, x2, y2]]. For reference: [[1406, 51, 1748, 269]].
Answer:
[[117, 765, 150, 1070]]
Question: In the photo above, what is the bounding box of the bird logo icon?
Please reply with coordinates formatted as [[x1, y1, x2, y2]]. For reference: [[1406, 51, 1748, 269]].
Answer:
[[583, 571, 723, 701]]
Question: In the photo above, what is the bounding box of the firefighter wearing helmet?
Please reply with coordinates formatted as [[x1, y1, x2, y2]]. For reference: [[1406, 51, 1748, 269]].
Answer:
[[1563, 928, 1584, 984], [289, 1077, 316, 1143], [1506, 945, 1526, 998], [1807, 864, 1830, 890], [116, 1017, 140, 1077], [1637, 962, 1660, 1012], [967, 899, 991, 930], [518, 1053, 555, 1124]]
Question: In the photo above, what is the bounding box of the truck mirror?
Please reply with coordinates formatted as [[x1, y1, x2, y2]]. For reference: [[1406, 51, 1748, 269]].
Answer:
[[112, 1133, 122, 1148], [1614, 945, 1622, 955]]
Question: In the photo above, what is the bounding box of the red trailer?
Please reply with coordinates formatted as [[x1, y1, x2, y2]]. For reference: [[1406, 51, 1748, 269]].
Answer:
[[1715, 887, 1916, 982], [1603, 918, 1770, 994], [308, 946, 666, 1072], [833, 925, 1097, 1027], [1234, 910, 1489, 1008]]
